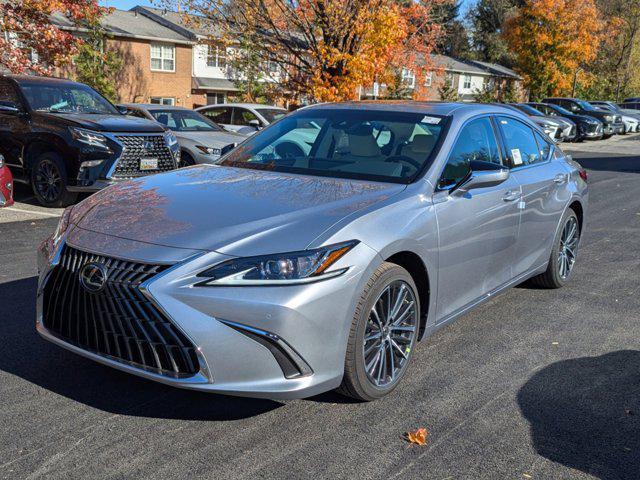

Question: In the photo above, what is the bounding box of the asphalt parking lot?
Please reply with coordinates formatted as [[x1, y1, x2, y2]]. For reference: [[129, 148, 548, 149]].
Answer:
[[0, 135, 639, 479]]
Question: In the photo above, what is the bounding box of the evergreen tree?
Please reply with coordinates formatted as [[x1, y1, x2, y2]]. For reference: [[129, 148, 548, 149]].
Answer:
[[469, 0, 523, 66]]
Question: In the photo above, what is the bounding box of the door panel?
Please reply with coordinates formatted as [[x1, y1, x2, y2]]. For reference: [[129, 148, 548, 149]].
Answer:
[[434, 178, 521, 320]]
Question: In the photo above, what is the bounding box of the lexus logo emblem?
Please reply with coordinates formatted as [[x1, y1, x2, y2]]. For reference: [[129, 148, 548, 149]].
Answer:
[[79, 262, 108, 293], [143, 141, 154, 151]]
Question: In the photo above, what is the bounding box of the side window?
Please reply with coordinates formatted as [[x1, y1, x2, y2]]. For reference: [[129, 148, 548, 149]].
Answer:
[[498, 116, 541, 167], [438, 117, 501, 188], [534, 131, 551, 163], [232, 108, 258, 126], [0, 81, 22, 108], [202, 107, 231, 124]]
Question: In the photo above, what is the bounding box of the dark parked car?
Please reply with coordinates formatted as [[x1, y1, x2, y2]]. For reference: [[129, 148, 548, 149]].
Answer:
[[0, 76, 180, 207], [527, 102, 603, 141], [542, 97, 624, 138], [620, 101, 640, 112]]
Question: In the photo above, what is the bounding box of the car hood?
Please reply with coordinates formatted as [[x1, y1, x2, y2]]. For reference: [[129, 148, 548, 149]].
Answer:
[[175, 130, 245, 147], [36, 112, 165, 133], [74, 165, 405, 256]]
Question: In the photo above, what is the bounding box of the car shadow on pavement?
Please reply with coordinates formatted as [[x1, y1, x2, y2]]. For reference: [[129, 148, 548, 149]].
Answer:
[[0, 276, 283, 420], [518, 350, 640, 479], [573, 155, 640, 174]]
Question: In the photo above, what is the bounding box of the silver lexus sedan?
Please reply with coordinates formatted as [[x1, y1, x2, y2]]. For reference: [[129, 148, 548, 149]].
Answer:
[[36, 102, 588, 401]]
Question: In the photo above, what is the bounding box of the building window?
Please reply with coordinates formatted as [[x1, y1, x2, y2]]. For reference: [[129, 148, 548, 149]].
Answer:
[[150, 43, 175, 72], [401, 68, 416, 88], [206, 92, 226, 104], [424, 71, 433, 87], [462, 75, 472, 89], [150, 97, 175, 105], [206, 44, 226, 68]]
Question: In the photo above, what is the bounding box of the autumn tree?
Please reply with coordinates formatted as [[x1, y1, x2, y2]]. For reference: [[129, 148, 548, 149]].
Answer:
[[469, 0, 522, 66], [503, 0, 603, 100], [0, 0, 103, 75], [168, 0, 451, 103]]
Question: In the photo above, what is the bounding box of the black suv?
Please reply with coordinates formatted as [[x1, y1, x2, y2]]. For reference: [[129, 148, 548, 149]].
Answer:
[[0, 75, 180, 207], [542, 97, 625, 139]]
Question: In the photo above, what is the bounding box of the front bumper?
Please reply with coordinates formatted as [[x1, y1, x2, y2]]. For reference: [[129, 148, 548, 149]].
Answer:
[[36, 229, 378, 399]]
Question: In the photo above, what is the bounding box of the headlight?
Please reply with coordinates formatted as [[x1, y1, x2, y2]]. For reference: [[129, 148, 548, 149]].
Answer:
[[164, 130, 178, 147], [196, 240, 359, 286], [0, 153, 4, 168], [604, 115, 614, 122], [70, 127, 109, 149], [53, 206, 73, 245], [195, 145, 222, 156]]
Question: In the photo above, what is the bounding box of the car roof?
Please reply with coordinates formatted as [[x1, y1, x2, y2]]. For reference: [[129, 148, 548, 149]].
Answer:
[[120, 103, 190, 111], [209, 103, 285, 110], [2, 75, 86, 87], [299, 101, 523, 119]]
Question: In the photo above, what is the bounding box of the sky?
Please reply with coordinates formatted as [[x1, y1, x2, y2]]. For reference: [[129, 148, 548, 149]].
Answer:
[[100, 0, 476, 15]]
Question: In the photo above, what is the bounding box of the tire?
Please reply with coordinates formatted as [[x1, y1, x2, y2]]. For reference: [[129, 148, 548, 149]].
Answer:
[[602, 134, 612, 140], [30, 152, 77, 208], [530, 208, 580, 289], [337, 262, 420, 401], [180, 151, 196, 167]]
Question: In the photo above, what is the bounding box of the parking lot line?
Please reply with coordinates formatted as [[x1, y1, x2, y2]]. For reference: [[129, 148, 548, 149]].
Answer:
[[3, 207, 62, 218]]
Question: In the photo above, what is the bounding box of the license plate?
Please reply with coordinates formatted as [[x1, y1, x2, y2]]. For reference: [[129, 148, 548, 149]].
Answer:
[[140, 158, 158, 170]]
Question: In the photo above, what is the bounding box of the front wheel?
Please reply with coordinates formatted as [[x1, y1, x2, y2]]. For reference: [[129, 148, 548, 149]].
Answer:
[[31, 153, 77, 208], [337, 262, 420, 401], [530, 208, 580, 288]]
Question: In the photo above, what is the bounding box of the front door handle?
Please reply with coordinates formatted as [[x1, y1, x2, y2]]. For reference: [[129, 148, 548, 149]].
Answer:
[[553, 173, 568, 184], [502, 190, 521, 202]]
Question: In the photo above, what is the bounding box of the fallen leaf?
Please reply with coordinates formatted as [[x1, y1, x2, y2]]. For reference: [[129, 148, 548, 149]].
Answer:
[[552, 342, 559, 346], [404, 427, 428, 446], [523, 474, 533, 479]]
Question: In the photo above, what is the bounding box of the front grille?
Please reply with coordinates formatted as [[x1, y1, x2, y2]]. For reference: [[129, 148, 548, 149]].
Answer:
[[42, 246, 199, 378], [111, 135, 176, 179]]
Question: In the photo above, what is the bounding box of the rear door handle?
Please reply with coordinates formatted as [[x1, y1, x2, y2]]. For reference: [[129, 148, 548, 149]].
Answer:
[[502, 190, 521, 202], [553, 173, 568, 184]]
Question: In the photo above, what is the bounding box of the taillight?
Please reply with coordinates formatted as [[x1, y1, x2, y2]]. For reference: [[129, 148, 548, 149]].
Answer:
[[579, 169, 588, 182]]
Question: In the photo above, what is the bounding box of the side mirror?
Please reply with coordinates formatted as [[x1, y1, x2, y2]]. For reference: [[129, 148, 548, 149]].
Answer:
[[116, 105, 128, 115], [248, 118, 261, 129], [0, 101, 21, 115], [453, 165, 510, 195]]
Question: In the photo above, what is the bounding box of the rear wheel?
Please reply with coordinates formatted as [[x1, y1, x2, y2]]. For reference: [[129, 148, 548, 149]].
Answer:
[[530, 208, 580, 288], [337, 262, 420, 401], [31, 153, 77, 208]]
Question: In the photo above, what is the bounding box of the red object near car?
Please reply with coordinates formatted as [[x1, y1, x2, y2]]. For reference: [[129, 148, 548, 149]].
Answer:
[[0, 154, 14, 207]]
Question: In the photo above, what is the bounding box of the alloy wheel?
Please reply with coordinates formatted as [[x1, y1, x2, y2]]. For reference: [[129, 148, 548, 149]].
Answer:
[[34, 159, 62, 203], [558, 216, 579, 279], [363, 280, 418, 388]]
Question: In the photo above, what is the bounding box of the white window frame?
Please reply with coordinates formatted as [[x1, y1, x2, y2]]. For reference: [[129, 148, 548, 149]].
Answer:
[[150, 43, 176, 72], [206, 44, 226, 69], [424, 71, 433, 87], [462, 75, 472, 90], [401, 68, 416, 88], [150, 97, 175, 106]]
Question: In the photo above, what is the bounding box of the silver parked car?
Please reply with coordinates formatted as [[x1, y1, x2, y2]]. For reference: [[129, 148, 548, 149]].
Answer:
[[121, 104, 246, 165], [37, 102, 588, 401], [195, 103, 288, 134], [589, 101, 640, 133], [509, 103, 577, 142]]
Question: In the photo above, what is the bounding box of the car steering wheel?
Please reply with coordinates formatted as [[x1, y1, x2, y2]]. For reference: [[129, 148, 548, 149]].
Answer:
[[384, 155, 422, 170]]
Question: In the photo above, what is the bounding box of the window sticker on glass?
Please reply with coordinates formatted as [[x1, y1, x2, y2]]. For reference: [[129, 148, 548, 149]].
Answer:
[[421, 116, 441, 124], [511, 148, 523, 165]]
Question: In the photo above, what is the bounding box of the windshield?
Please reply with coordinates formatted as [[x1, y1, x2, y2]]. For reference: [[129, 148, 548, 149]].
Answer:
[[548, 104, 573, 116], [513, 104, 543, 116], [257, 108, 287, 123], [21, 83, 118, 114], [218, 109, 446, 183], [576, 100, 597, 111], [150, 109, 223, 132]]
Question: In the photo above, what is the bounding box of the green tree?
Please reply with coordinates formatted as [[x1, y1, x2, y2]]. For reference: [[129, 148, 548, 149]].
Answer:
[[383, 70, 414, 99], [473, 82, 497, 102], [73, 19, 122, 102], [438, 75, 459, 100], [229, 38, 278, 103], [431, 1, 473, 59], [469, 0, 522, 66]]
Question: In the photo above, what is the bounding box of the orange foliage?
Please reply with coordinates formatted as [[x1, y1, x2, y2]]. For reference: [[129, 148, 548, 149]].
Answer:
[[503, 0, 603, 98]]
